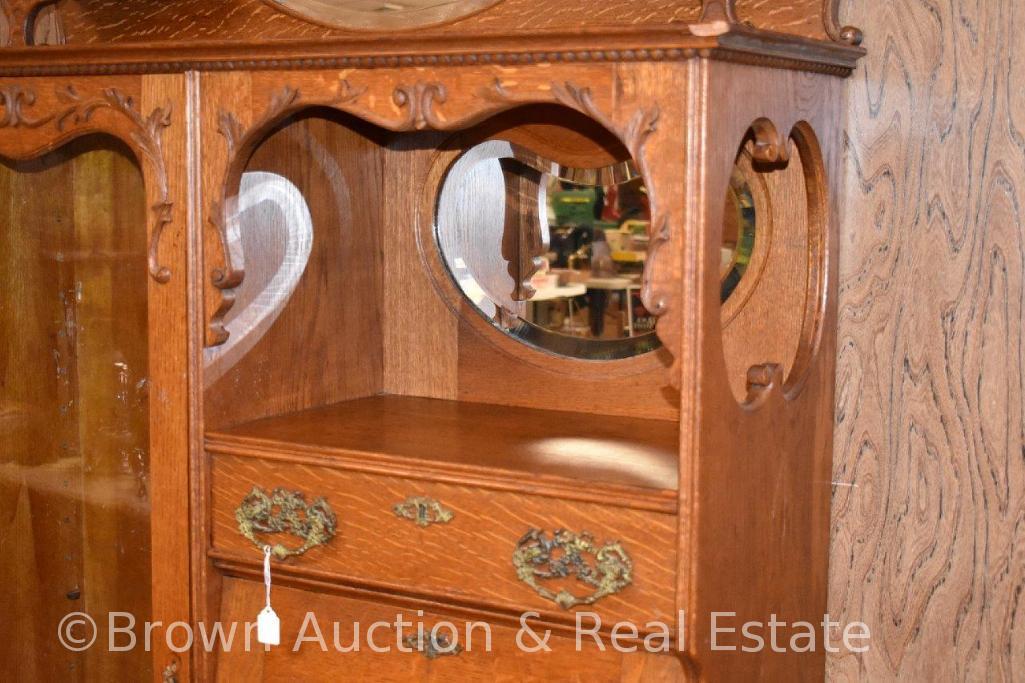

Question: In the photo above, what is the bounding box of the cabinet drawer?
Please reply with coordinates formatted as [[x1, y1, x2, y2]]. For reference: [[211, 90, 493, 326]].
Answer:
[[209, 453, 677, 627], [215, 578, 687, 682]]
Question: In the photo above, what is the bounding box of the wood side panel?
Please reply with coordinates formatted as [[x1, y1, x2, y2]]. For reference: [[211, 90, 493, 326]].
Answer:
[[829, 0, 1025, 679], [215, 578, 687, 681], [209, 453, 678, 629], [681, 61, 842, 680]]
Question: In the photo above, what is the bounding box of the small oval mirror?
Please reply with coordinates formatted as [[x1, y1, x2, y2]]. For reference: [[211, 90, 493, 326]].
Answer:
[[436, 141, 662, 360]]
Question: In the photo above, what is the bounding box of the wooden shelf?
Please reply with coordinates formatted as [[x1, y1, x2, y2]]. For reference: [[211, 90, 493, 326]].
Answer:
[[206, 395, 679, 494]]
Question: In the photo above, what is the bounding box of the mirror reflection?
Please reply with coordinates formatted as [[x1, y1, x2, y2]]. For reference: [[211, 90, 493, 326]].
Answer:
[[721, 165, 757, 302], [436, 141, 661, 360]]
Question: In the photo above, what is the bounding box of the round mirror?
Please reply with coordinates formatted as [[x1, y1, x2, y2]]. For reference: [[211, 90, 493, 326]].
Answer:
[[267, 0, 503, 30], [436, 141, 662, 360]]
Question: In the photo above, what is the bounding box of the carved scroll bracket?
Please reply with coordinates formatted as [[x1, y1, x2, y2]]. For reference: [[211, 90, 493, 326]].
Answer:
[[823, 0, 863, 46], [547, 81, 677, 357], [393, 82, 447, 130], [0, 84, 173, 283]]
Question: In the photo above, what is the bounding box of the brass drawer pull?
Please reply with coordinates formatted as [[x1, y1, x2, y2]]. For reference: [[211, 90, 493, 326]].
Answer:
[[403, 632, 463, 659], [235, 486, 338, 560], [393, 496, 454, 528], [513, 528, 633, 609]]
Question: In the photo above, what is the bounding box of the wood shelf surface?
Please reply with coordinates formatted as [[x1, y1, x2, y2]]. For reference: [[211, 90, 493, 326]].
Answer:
[[206, 394, 679, 493]]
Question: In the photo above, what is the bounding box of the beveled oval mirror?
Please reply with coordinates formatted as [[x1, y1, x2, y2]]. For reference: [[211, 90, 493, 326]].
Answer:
[[267, 0, 503, 30], [436, 140, 662, 360]]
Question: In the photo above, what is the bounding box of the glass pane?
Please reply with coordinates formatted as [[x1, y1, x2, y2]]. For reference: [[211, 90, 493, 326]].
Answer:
[[0, 136, 151, 680], [436, 140, 662, 360]]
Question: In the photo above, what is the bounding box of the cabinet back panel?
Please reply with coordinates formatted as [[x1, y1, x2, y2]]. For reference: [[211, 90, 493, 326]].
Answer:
[[204, 112, 388, 429]]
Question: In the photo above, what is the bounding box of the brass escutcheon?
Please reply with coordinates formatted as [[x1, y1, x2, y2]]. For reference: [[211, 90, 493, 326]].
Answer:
[[513, 528, 633, 609], [235, 486, 337, 559], [403, 632, 463, 659], [393, 496, 454, 528]]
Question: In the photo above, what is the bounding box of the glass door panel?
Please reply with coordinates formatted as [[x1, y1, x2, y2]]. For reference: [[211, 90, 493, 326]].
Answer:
[[0, 135, 152, 681]]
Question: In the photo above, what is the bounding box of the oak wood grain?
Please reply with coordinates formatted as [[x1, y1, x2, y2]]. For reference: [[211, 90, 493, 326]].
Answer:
[[828, 0, 1025, 680], [215, 578, 687, 681], [203, 110, 387, 429], [209, 453, 678, 628], [52, 0, 847, 46], [207, 395, 679, 493]]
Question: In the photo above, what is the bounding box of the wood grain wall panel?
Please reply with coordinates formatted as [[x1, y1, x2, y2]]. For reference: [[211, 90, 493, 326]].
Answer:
[[382, 135, 460, 400], [830, 0, 1025, 679]]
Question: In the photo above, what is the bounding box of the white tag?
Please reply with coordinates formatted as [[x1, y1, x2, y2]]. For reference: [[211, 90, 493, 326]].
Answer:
[[257, 545, 280, 646], [257, 606, 281, 646]]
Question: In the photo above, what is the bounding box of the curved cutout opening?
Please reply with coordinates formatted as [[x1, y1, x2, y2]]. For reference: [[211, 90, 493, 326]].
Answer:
[[719, 120, 828, 405], [206, 103, 678, 432]]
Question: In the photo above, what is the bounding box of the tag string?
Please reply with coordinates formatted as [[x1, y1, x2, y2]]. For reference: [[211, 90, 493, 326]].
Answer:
[[263, 545, 272, 609]]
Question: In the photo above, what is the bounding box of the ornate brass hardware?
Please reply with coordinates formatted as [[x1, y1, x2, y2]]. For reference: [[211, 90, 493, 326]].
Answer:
[[161, 658, 179, 683], [513, 528, 633, 610], [403, 632, 463, 659], [393, 496, 454, 528], [235, 486, 337, 560]]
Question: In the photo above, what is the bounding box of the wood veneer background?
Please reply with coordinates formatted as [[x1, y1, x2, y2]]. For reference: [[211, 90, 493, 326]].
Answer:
[[830, 0, 1025, 679]]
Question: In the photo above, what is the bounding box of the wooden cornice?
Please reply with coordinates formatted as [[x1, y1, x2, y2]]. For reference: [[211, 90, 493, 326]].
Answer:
[[0, 25, 864, 77]]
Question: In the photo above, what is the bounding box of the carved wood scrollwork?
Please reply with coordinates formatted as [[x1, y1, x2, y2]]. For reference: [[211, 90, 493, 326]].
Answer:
[[393, 82, 447, 130], [207, 76, 678, 368], [823, 0, 863, 46], [0, 84, 50, 127], [541, 81, 676, 360], [0, 84, 174, 283], [749, 117, 790, 164]]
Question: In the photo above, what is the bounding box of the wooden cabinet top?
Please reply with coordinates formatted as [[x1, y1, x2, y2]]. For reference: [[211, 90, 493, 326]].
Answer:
[[0, 0, 864, 76]]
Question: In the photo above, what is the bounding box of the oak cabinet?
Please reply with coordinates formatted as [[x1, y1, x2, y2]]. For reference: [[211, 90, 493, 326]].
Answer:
[[0, 1, 863, 680]]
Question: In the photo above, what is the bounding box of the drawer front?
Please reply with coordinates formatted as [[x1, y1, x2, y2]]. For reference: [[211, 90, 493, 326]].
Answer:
[[215, 578, 688, 682], [210, 453, 677, 627]]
